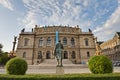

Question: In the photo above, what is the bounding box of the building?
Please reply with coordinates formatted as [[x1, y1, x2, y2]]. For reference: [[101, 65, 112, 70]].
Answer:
[[16, 25, 96, 65], [100, 32, 120, 61]]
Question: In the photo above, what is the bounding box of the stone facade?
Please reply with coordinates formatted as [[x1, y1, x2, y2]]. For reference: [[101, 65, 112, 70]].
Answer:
[[100, 32, 120, 61], [16, 25, 96, 65]]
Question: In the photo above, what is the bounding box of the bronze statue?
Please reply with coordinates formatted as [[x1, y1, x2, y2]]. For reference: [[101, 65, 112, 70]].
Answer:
[[54, 40, 64, 66]]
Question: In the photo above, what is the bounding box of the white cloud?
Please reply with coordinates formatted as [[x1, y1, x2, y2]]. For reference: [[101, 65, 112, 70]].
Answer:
[[22, 11, 37, 28], [0, 0, 13, 11], [22, 0, 96, 29], [21, 0, 118, 36], [94, 5, 120, 41]]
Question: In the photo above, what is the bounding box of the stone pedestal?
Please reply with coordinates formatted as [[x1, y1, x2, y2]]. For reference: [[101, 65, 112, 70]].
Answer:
[[56, 66, 64, 74]]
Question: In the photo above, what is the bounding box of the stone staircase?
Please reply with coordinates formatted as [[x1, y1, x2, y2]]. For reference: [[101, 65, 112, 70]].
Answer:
[[28, 59, 88, 69], [40, 59, 73, 65]]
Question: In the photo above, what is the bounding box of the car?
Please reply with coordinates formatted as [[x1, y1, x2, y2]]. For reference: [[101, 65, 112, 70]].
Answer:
[[113, 61, 120, 67]]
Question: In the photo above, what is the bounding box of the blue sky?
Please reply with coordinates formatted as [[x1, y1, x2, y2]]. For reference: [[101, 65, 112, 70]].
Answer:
[[0, 0, 120, 52]]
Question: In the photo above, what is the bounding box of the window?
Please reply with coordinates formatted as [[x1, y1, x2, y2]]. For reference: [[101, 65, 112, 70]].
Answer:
[[85, 38, 89, 46], [24, 38, 29, 46], [46, 37, 51, 46], [71, 38, 75, 46], [87, 52, 90, 58], [54, 38, 56, 44], [38, 51, 42, 59], [63, 37, 67, 45], [39, 37, 43, 47], [46, 51, 51, 59], [71, 51, 76, 59], [23, 52, 26, 58], [64, 51, 68, 59]]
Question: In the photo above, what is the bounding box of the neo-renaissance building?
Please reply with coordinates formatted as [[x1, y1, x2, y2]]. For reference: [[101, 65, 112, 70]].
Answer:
[[16, 25, 96, 65], [100, 32, 120, 61]]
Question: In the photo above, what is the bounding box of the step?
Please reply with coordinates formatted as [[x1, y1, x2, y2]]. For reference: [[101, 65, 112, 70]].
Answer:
[[28, 64, 88, 69]]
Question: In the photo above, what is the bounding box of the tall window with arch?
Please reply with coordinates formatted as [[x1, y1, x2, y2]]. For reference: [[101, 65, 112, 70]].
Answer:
[[46, 37, 51, 46], [54, 38, 56, 44], [71, 38, 75, 46], [64, 51, 68, 59], [71, 51, 76, 59], [23, 52, 26, 58], [87, 51, 90, 58], [46, 51, 51, 59], [39, 37, 43, 47], [63, 37, 67, 45], [24, 38, 29, 46], [38, 51, 42, 59], [85, 38, 89, 46]]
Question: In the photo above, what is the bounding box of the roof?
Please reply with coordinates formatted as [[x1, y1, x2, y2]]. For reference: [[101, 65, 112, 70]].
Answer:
[[97, 41, 104, 45], [116, 32, 120, 37]]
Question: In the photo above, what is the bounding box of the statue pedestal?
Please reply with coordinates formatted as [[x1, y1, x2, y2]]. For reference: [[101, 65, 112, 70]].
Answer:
[[56, 66, 64, 74]]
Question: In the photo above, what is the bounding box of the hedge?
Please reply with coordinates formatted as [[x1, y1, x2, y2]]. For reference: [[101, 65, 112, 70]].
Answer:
[[0, 73, 120, 80]]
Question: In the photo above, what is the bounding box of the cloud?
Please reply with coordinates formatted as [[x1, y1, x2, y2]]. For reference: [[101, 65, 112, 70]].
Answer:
[[0, 0, 13, 11], [94, 5, 120, 41], [21, 0, 118, 34], [22, 11, 37, 28]]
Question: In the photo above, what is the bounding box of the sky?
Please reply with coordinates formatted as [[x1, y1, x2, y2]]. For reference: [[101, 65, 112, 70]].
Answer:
[[0, 0, 120, 52]]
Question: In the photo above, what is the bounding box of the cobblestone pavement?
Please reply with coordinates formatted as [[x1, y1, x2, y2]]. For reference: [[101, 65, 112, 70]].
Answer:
[[0, 67, 120, 74]]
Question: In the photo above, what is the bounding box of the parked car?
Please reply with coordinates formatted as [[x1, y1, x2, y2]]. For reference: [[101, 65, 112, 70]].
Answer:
[[113, 61, 120, 67]]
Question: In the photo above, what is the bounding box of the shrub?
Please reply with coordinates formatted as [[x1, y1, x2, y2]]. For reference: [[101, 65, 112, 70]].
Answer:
[[5, 57, 28, 75], [88, 55, 113, 74]]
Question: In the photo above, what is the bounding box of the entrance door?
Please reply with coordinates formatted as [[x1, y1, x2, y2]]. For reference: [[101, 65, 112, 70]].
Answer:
[[46, 51, 50, 59], [64, 51, 68, 59]]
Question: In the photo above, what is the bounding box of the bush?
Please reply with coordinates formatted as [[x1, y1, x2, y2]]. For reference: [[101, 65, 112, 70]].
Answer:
[[5, 57, 28, 75], [88, 55, 113, 74], [0, 74, 120, 80]]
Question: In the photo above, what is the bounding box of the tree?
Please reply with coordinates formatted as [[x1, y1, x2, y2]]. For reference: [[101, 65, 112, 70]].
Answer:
[[0, 43, 3, 54], [0, 52, 9, 65]]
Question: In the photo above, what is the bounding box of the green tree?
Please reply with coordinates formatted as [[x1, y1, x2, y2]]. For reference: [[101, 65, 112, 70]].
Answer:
[[0, 52, 9, 65], [0, 43, 3, 54]]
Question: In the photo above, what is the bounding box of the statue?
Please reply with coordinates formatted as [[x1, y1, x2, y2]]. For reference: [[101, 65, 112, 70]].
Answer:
[[95, 37, 102, 55], [54, 40, 64, 67], [21, 28, 25, 32], [88, 28, 92, 32]]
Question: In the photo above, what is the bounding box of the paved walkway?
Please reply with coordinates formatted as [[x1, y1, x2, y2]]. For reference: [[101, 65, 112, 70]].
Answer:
[[1, 67, 120, 74], [1, 60, 120, 74]]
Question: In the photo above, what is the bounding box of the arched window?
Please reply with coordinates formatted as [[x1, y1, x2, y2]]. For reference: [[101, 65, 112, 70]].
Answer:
[[23, 52, 26, 58], [46, 51, 51, 59], [71, 38, 75, 46], [47, 37, 51, 46], [63, 37, 67, 45], [38, 51, 42, 59], [87, 51, 90, 58], [64, 51, 68, 59], [39, 37, 43, 47], [85, 38, 89, 46], [54, 38, 56, 44], [24, 38, 29, 46], [71, 51, 76, 59]]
